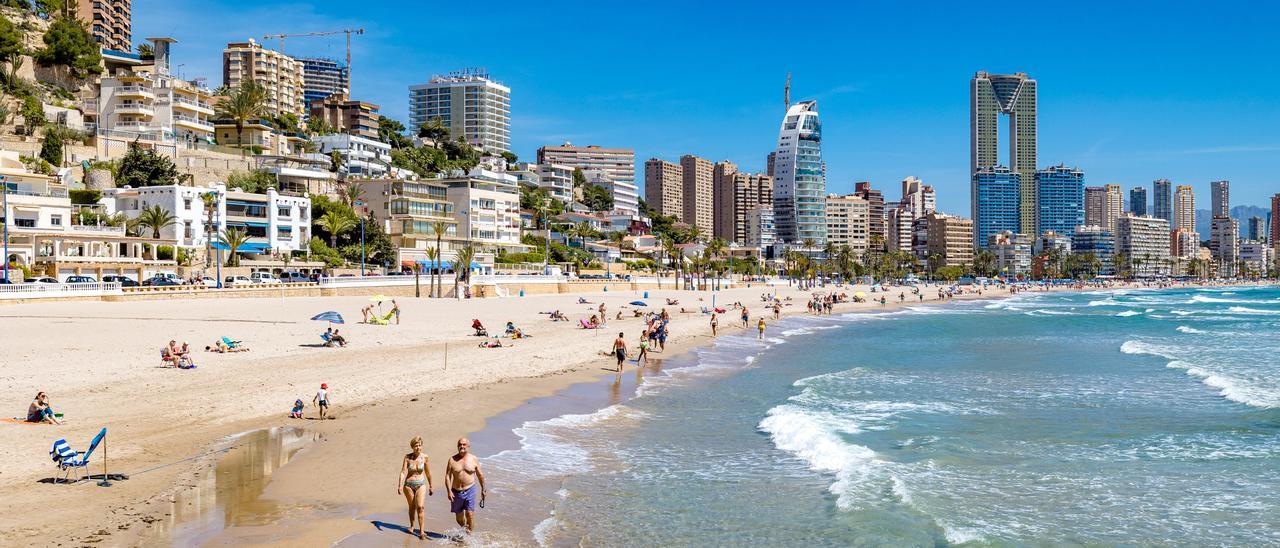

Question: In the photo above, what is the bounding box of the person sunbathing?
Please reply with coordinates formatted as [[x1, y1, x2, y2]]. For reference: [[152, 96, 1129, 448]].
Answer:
[[589, 315, 601, 327], [549, 310, 568, 321], [666, 298, 679, 305], [472, 319, 488, 336], [330, 329, 348, 347], [578, 297, 591, 304], [27, 392, 59, 424], [478, 339, 504, 348], [504, 321, 517, 335]]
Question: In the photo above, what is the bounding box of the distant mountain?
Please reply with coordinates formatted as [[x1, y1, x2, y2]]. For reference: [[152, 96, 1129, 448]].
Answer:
[[1195, 206, 1268, 237]]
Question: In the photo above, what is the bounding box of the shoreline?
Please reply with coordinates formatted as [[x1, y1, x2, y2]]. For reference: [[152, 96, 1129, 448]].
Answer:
[[0, 280, 1259, 546]]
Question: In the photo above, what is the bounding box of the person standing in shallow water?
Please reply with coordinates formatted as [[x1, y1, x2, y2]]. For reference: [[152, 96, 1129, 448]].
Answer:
[[757, 317, 766, 339], [446, 438, 486, 533], [397, 436, 433, 539]]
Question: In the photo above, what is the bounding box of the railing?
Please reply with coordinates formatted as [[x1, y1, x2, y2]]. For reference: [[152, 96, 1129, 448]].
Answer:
[[70, 225, 126, 234], [174, 115, 212, 127], [316, 276, 434, 288], [471, 274, 567, 285], [2, 188, 69, 198], [116, 85, 155, 96], [0, 282, 123, 299], [173, 96, 212, 110]]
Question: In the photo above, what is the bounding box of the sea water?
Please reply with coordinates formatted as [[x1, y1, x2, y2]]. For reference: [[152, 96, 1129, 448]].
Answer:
[[486, 286, 1280, 546]]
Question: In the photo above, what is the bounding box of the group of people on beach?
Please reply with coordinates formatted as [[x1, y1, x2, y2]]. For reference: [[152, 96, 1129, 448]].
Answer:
[[397, 436, 487, 539], [162, 340, 196, 368]]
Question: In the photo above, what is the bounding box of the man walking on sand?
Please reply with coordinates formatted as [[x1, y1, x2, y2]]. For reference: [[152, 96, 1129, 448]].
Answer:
[[741, 306, 749, 328], [446, 438, 486, 533], [613, 332, 627, 372]]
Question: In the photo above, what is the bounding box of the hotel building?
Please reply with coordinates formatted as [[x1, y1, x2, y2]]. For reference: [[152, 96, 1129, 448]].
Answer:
[[924, 213, 974, 267], [71, 0, 131, 52], [825, 194, 870, 253], [644, 158, 683, 221], [354, 178, 458, 266], [308, 94, 380, 139], [223, 39, 306, 118], [973, 166, 1020, 249], [714, 169, 772, 245], [1072, 225, 1115, 275], [1035, 165, 1084, 238], [408, 69, 510, 153], [971, 71, 1037, 234], [1116, 215, 1171, 277], [1153, 179, 1173, 224], [1174, 185, 1196, 231], [989, 231, 1032, 278], [772, 100, 826, 244], [300, 57, 349, 107]]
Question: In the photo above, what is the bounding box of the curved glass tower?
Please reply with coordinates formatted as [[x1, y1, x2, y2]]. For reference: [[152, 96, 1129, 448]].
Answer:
[[772, 100, 826, 245]]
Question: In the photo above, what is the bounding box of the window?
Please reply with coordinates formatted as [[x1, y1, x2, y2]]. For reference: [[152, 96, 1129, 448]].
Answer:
[[50, 215, 62, 226]]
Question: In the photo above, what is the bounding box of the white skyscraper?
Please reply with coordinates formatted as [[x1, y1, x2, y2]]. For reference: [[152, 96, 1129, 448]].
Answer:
[[771, 100, 826, 245], [408, 68, 510, 153]]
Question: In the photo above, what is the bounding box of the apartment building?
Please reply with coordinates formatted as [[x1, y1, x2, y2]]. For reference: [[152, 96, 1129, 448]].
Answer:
[[300, 57, 349, 107], [1072, 225, 1115, 275], [854, 181, 886, 246], [1239, 242, 1273, 275], [679, 155, 714, 234], [89, 38, 215, 146], [715, 171, 773, 245], [644, 158, 683, 221], [441, 168, 526, 254], [308, 93, 380, 139], [583, 169, 640, 216], [71, 0, 131, 52], [408, 69, 510, 153], [311, 133, 392, 179], [513, 162, 574, 205], [1210, 216, 1241, 277], [924, 213, 974, 267], [536, 144, 636, 193], [354, 178, 458, 266], [825, 194, 869, 253], [1115, 215, 1171, 277], [223, 39, 306, 118], [1170, 228, 1200, 259], [1173, 185, 1196, 231], [745, 205, 776, 249], [988, 231, 1032, 277]]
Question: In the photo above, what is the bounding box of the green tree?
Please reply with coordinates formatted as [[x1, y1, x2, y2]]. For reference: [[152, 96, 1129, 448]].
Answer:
[[0, 14, 23, 86], [116, 144, 180, 187], [582, 183, 614, 212], [500, 151, 518, 165], [225, 169, 276, 194], [416, 117, 449, 145], [219, 228, 250, 267], [20, 95, 44, 135], [39, 126, 62, 165], [452, 244, 476, 297], [377, 116, 412, 149], [306, 116, 334, 136], [316, 209, 357, 249], [571, 168, 587, 192], [390, 145, 446, 177], [32, 0, 62, 18], [201, 191, 218, 266], [424, 246, 440, 298], [213, 82, 268, 156], [431, 220, 450, 298], [136, 205, 176, 239], [34, 16, 102, 80]]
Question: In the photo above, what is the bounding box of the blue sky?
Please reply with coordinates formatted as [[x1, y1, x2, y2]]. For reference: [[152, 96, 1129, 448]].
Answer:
[[135, 0, 1280, 214]]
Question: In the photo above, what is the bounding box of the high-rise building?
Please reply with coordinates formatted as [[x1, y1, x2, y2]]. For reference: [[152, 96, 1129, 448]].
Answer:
[[973, 166, 1020, 249], [1211, 217, 1241, 277], [1152, 179, 1173, 223], [1271, 193, 1280, 246], [745, 206, 776, 249], [1240, 242, 1273, 274], [1211, 180, 1230, 218], [924, 213, 974, 267], [680, 155, 714, 234], [971, 71, 1037, 235], [308, 94, 379, 139], [825, 194, 870, 253], [408, 69, 510, 153], [1174, 185, 1196, 231], [1170, 228, 1200, 259], [900, 176, 936, 217], [1072, 225, 1115, 275], [223, 39, 306, 118], [712, 161, 738, 240], [70, 0, 131, 53], [1085, 187, 1107, 229], [1105, 184, 1123, 229], [1035, 165, 1084, 239], [536, 144, 636, 198], [854, 182, 886, 247], [715, 170, 771, 245], [644, 159, 683, 221], [1247, 216, 1267, 242], [1116, 215, 1172, 277], [886, 206, 915, 254], [1129, 187, 1148, 217], [300, 58, 350, 108], [771, 100, 826, 245]]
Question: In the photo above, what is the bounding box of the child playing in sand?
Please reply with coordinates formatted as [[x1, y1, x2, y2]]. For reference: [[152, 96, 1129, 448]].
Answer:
[[290, 399, 304, 419]]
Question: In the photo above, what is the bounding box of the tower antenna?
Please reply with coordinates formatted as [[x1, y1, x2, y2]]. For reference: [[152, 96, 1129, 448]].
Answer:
[[784, 72, 791, 111]]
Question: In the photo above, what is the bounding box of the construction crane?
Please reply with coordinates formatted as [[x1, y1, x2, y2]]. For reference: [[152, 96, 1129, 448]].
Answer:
[[263, 28, 365, 86]]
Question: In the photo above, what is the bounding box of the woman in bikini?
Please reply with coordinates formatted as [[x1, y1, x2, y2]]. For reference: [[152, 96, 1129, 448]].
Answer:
[[397, 436, 434, 539]]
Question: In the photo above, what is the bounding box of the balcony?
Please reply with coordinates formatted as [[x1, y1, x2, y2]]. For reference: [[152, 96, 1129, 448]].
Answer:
[[70, 224, 126, 235], [115, 86, 155, 100], [112, 121, 155, 131], [173, 96, 215, 114], [115, 104, 155, 117], [174, 115, 214, 132]]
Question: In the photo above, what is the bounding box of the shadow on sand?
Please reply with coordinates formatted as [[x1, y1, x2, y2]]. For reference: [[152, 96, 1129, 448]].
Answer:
[[370, 520, 451, 540]]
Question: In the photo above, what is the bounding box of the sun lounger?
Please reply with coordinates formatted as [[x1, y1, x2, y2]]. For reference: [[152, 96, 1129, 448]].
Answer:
[[50, 428, 105, 483], [221, 336, 242, 349]]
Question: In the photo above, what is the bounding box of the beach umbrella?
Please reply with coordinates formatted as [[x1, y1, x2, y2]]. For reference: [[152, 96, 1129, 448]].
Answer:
[[369, 295, 392, 302], [629, 300, 647, 306], [310, 311, 345, 324]]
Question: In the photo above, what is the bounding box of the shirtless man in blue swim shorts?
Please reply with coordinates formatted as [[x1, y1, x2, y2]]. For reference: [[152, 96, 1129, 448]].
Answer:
[[445, 437, 487, 533]]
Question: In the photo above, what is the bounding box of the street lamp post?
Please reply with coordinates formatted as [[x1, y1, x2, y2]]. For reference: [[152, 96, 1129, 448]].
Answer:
[[356, 200, 366, 276]]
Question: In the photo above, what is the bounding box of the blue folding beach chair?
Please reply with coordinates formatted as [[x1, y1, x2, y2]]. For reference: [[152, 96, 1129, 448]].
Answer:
[[49, 428, 106, 483], [221, 336, 242, 349]]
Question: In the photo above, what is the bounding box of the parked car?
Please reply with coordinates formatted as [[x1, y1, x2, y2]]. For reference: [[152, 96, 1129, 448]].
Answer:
[[198, 276, 219, 288], [385, 270, 408, 276], [223, 275, 253, 286], [102, 275, 139, 287], [250, 272, 280, 284], [142, 276, 181, 286], [28, 277, 60, 284], [65, 275, 97, 283], [281, 272, 310, 283], [308, 273, 324, 283]]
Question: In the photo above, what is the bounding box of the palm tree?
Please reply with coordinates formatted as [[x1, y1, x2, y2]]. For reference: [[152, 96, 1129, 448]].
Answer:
[[342, 183, 365, 208], [317, 210, 357, 249], [453, 244, 477, 298], [706, 238, 727, 289], [201, 191, 218, 266], [214, 82, 268, 157], [424, 246, 440, 298], [219, 228, 250, 267], [136, 205, 176, 239], [973, 250, 996, 278], [661, 235, 680, 290], [568, 222, 595, 252], [430, 220, 450, 298]]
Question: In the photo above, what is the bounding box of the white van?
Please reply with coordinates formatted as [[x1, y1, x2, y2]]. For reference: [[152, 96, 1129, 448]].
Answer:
[[250, 272, 280, 284], [224, 275, 253, 286]]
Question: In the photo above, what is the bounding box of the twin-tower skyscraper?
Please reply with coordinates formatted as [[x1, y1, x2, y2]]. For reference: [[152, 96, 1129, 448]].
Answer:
[[970, 71, 1038, 237]]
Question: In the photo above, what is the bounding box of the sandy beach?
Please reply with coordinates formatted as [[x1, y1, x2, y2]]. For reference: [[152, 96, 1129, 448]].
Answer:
[[0, 280, 1105, 546]]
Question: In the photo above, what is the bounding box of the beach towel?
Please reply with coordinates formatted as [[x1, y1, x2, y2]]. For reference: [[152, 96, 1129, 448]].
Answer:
[[579, 319, 598, 330]]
